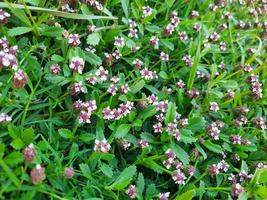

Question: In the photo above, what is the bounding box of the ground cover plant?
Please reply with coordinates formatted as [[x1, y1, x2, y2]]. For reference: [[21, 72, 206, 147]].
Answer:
[[0, 0, 267, 199]]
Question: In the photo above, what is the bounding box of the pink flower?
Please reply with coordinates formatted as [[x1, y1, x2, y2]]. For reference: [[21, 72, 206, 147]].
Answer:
[[107, 84, 118, 96], [209, 102, 219, 112], [172, 170, 186, 184], [23, 144, 36, 163], [147, 94, 158, 104], [126, 185, 137, 199], [68, 34, 80, 47], [149, 36, 159, 47], [121, 84, 130, 94], [153, 122, 163, 133], [78, 111, 91, 124], [69, 57, 85, 74], [69, 81, 84, 96], [96, 66, 108, 82], [231, 183, 244, 197], [31, 164, 46, 184], [140, 68, 158, 80], [64, 167, 75, 179], [12, 69, 28, 89], [94, 138, 111, 153], [114, 36, 125, 48], [138, 139, 149, 149], [142, 6, 153, 17], [159, 192, 170, 200], [86, 74, 97, 85], [132, 59, 143, 69], [0, 9, 10, 24], [160, 52, 169, 61], [0, 113, 11, 124], [50, 64, 61, 75], [103, 107, 115, 120], [155, 101, 168, 112]]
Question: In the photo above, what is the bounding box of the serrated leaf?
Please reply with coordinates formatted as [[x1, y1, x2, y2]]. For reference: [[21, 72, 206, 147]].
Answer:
[[87, 33, 101, 46], [58, 128, 74, 139], [100, 163, 113, 178], [170, 143, 190, 165], [84, 52, 102, 66], [8, 27, 32, 37], [138, 105, 157, 120], [4, 152, 23, 166], [115, 124, 131, 138], [79, 163, 91, 179], [137, 173, 145, 199], [187, 117, 206, 133], [40, 26, 64, 37], [22, 127, 34, 144], [203, 140, 223, 154], [11, 138, 25, 150], [107, 165, 136, 190]]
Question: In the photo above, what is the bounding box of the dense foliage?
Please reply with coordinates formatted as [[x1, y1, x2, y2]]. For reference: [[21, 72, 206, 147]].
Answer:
[[0, 0, 267, 199]]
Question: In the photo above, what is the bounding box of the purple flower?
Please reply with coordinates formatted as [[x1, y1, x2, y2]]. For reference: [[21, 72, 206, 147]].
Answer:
[[68, 81, 84, 96], [50, 64, 61, 75], [172, 169, 186, 184], [94, 138, 111, 153], [126, 185, 137, 199], [132, 59, 143, 69], [138, 139, 149, 149], [142, 6, 153, 17], [231, 183, 244, 197], [150, 36, 159, 47], [69, 57, 85, 74], [0, 113, 11, 124], [64, 167, 74, 179], [12, 69, 28, 89], [160, 52, 169, 61], [96, 66, 108, 82], [68, 34, 80, 47], [153, 122, 163, 133], [114, 36, 125, 48], [0, 9, 10, 24], [78, 111, 91, 124], [209, 102, 219, 112], [31, 164, 46, 184], [155, 101, 168, 112], [158, 192, 170, 200], [23, 144, 36, 163]]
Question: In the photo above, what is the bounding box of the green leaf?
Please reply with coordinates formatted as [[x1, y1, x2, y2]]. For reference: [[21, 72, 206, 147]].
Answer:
[[87, 33, 101, 46], [8, 27, 32, 37], [107, 165, 136, 190], [256, 186, 267, 198], [84, 52, 102, 66], [51, 54, 65, 62], [115, 124, 131, 138], [39, 26, 64, 37], [187, 117, 206, 133], [161, 40, 174, 51], [174, 190, 196, 200], [203, 140, 223, 154], [79, 163, 91, 179], [120, 0, 129, 18], [4, 152, 23, 166], [11, 138, 25, 150], [137, 173, 145, 199], [159, 71, 169, 79], [258, 169, 267, 184], [165, 102, 176, 124], [138, 105, 157, 120], [8, 124, 20, 139], [170, 143, 190, 165], [180, 129, 197, 144], [100, 163, 113, 178], [0, 158, 20, 187], [25, 0, 39, 6], [145, 184, 156, 200], [58, 128, 74, 139], [131, 80, 145, 94], [22, 127, 35, 144]]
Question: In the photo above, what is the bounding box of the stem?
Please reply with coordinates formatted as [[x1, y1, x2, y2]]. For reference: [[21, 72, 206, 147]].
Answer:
[[0, 2, 118, 20]]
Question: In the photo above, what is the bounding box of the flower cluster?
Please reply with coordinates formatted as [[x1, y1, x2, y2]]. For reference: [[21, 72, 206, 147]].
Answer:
[[0, 9, 10, 24], [163, 11, 179, 36], [206, 121, 224, 140], [73, 99, 97, 124], [0, 112, 11, 124], [82, 0, 103, 12], [94, 138, 110, 153], [246, 74, 263, 99], [207, 160, 229, 175], [102, 101, 134, 121]]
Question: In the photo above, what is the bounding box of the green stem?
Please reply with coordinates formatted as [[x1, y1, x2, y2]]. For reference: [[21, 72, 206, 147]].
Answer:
[[0, 2, 118, 20]]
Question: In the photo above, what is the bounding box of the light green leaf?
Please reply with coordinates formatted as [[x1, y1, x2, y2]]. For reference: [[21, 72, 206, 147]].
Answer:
[[115, 124, 131, 138], [8, 27, 32, 37], [165, 102, 176, 124], [203, 140, 223, 154], [131, 80, 145, 94], [107, 165, 136, 190], [100, 163, 113, 178], [58, 128, 74, 139], [87, 33, 101, 46], [175, 190, 196, 200], [170, 143, 190, 165], [120, 0, 129, 18]]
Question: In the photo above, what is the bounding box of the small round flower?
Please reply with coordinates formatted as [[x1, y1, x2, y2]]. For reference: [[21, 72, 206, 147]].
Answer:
[[64, 167, 75, 179], [191, 10, 199, 18], [119, 139, 131, 150], [62, 29, 69, 38], [50, 64, 61, 75], [182, 55, 193, 67], [85, 46, 96, 53], [160, 52, 169, 61], [230, 134, 241, 145], [0, 113, 11, 124], [112, 49, 122, 60], [86, 74, 97, 85], [149, 36, 159, 47], [207, 164, 220, 175], [231, 183, 244, 197], [87, 25, 96, 33], [0, 9, 10, 24], [172, 169, 186, 184], [30, 164, 46, 184], [121, 84, 130, 94], [69, 57, 85, 74], [219, 42, 227, 51], [178, 31, 188, 41], [0, 37, 9, 49], [208, 32, 220, 42], [155, 101, 168, 112], [23, 143, 36, 163], [94, 138, 111, 153], [103, 107, 115, 120], [153, 122, 163, 133], [114, 36, 125, 48], [96, 66, 108, 82], [132, 59, 143, 69], [209, 102, 219, 112], [107, 84, 118, 96], [193, 23, 201, 32], [138, 139, 149, 149], [68, 34, 80, 47], [78, 111, 91, 124], [126, 185, 137, 199], [142, 6, 153, 17], [12, 69, 28, 89], [217, 160, 229, 172], [68, 81, 84, 96], [176, 80, 185, 89], [158, 192, 170, 200]]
